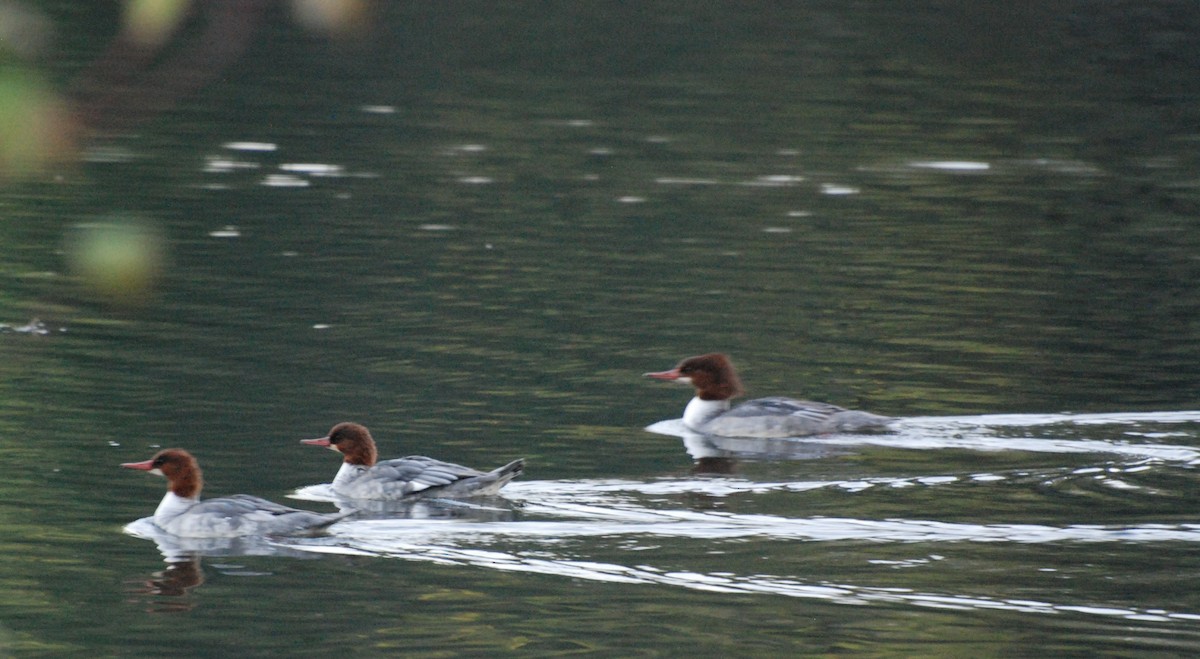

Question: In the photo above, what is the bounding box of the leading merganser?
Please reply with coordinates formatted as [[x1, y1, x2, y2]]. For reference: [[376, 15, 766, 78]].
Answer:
[[644, 353, 894, 438], [300, 422, 525, 499], [121, 449, 349, 538]]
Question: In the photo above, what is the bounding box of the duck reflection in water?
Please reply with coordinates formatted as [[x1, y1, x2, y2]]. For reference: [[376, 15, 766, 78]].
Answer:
[[125, 557, 204, 613], [122, 493, 522, 611], [650, 418, 851, 475], [122, 516, 326, 612], [289, 485, 523, 520]]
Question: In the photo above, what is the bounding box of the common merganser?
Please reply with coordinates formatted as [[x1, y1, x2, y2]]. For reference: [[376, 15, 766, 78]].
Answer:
[[121, 449, 349, 538], [645, 353, 894, 438], [300, 422, 525, 499]]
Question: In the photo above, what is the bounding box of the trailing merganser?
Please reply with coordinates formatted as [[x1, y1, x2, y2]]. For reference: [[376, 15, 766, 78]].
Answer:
[[121, 449, 349, 537], [300, 422, 525, 499], [644, 353, 894, 438]]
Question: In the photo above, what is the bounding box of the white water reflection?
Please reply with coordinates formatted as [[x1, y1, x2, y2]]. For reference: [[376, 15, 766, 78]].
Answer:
[[291, 541, 1200, 622], [123, 517, 320, 563], [908, 160, 991, 171], [290, 477, 1200, 546], [122, 518, 332, 610], [646, 410, 1200, 463], [117, 409, 1200, 626], [266, 411, 1200, 624], [222, 141, 277, 152], [281, 486, 1200, 622], [289, 483, 521, 519], [125, 470, 1200, 623]]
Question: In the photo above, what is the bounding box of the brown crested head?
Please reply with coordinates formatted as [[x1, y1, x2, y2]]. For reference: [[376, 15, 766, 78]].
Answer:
[[121, 448, 203, 498], [324, 422, 378, 467], [674, 353, 745, 400]]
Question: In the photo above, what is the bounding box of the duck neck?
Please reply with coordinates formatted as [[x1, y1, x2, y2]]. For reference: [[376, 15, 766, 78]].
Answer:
[[333, 461, 367, 488], [683, 396, 730, 430], [154, 491, 196, 524]]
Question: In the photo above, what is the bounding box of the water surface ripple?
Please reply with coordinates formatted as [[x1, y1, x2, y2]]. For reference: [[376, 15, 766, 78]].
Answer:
[[266, 411, 1200, 630]]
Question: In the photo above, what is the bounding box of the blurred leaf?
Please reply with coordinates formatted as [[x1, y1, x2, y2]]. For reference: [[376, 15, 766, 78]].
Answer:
[[64, 217, 168, 307], [0, 67, 76, 178], [122, 0, 191, 47]]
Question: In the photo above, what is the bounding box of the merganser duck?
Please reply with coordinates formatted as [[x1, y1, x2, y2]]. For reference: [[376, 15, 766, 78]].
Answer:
[[645, 353, 894, 438], [300, 422, 525, 499], [121, 449, 349, 537]]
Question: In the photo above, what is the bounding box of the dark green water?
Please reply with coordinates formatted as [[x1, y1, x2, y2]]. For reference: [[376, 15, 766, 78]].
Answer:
[[4, 3, 1200, 656]]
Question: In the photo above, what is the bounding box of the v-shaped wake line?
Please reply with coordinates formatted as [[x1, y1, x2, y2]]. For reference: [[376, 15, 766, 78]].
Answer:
[[287, 536, 1200, 624]]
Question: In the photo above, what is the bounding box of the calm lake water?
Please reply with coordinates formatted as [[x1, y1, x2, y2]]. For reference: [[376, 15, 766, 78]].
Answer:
[[5, 3, 1200, 656]]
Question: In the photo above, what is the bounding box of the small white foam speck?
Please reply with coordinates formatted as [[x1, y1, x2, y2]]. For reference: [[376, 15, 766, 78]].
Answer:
[[280, 163, 344, 176], [744, 174, 804, 186], [203, 157, 260, 173], [656, 177, 718, 186], [820, 183, 859, 195], [261, 174, 309, 188], [223, 142, 277, 152], [910, 160, 990, 171], [209, 226, 241, 238]]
